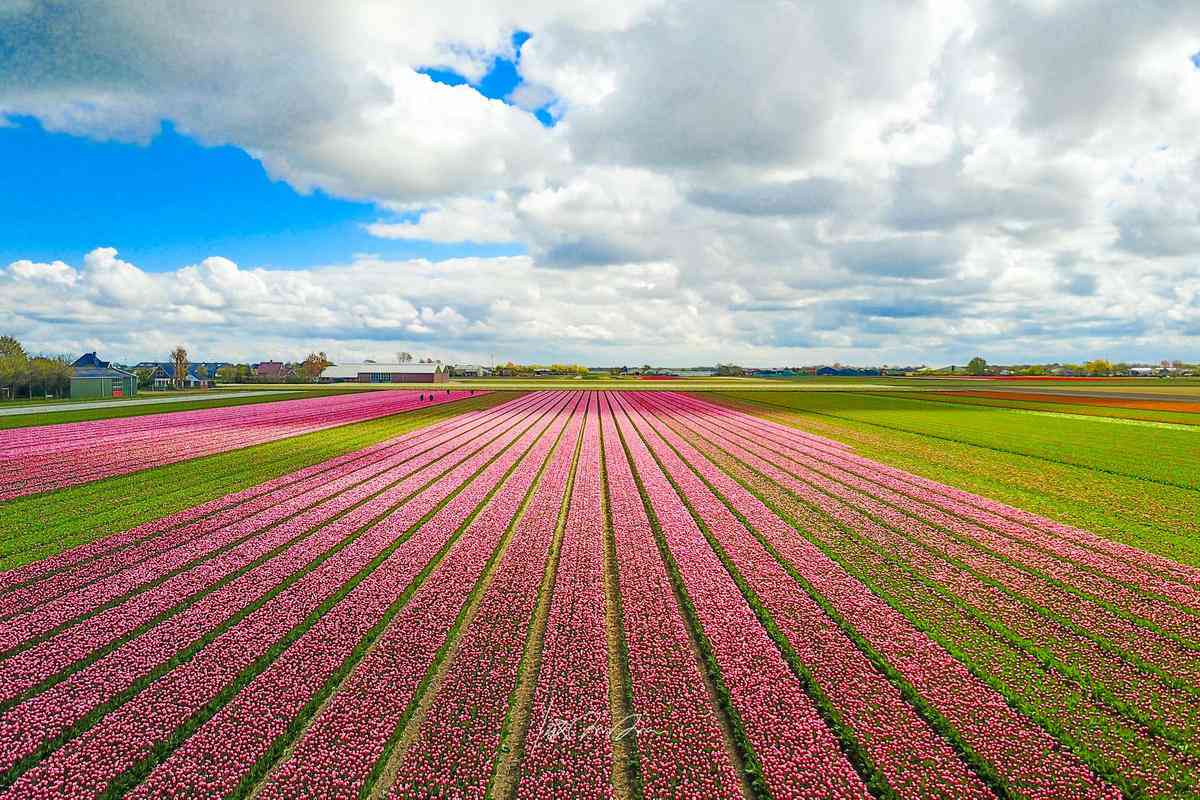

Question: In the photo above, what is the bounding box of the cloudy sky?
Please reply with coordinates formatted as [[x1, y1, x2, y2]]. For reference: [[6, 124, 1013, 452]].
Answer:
[[1, 0, 1198, 367]]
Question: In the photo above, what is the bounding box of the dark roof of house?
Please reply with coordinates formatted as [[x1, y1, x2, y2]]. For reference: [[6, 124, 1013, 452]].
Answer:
[[73, 366, 135, 379], [72, 352, 111, 369]]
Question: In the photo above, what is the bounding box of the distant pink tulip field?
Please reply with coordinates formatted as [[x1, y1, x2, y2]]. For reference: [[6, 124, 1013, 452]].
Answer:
[[1, 390, 1197, 799], [0, 389, 474, 500]]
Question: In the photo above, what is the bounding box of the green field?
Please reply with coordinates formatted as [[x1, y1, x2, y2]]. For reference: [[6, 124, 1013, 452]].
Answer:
[[709, 389, 1200, 567], [886, 390, 1200, 426], [0, 391, 516, 571]]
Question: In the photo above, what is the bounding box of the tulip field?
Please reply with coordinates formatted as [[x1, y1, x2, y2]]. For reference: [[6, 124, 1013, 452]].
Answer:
[[0, 389, 474, 501], [3, 389, 1200, 798]]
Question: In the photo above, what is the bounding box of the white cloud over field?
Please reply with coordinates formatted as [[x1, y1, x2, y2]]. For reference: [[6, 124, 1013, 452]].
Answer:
[[2, 0, 1200, 364]]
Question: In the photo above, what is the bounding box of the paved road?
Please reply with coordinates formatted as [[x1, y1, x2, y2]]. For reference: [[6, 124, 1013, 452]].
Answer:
[[0, 390, 291, 417]]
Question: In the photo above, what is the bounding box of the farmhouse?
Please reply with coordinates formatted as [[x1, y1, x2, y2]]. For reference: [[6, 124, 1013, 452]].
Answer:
[[320, 362, 448, 383], [254, 361, 295, 380], [135, 362, 223, 389], [70, 353, 138, 399]]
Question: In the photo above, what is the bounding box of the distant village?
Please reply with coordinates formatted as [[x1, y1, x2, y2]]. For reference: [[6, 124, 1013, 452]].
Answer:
[[0, 333, 1196, 402]]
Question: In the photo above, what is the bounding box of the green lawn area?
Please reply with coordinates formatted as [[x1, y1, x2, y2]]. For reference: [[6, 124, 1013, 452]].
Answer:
[[710, 390, 1200, 568], [885, 390, 1200, 426], [0, 391, 518, 571]]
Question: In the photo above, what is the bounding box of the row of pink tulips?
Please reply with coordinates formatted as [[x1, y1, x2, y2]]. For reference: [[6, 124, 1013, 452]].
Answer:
[[0, 387, 471, 456], [0, 389, 476, 499], [385, 396, 584, 799], [616, 392, 998, 800], [517, 395, 614, 800], [265, 394, 584, 799], [0, 393, 549, 657], [0, 393, 564, 785], [691, 393, 1200, 598], [651, 392, 1182, 798], [635, 391, 1123, 799], [610, 394, 871, 800], [596, 394, 743, 799], [0, 393, 521, 618], [663, 397, 1200, 702], [129, 393, 579, 798], [0, 422, 431, 588], [746, 399, 1200, 591], [664, 395, 1200, 667], [743, 441, 1200, 727], [2, 392, 552, 799], [0, 394, 557, 711]]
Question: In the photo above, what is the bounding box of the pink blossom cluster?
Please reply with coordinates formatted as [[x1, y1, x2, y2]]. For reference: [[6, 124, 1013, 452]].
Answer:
[[129, 392, 578, 798], [0, 398, 514, 619], [5, 388, 1197, 799], [655, 394, 1200, 727], [386, 397, 586, 799], [686, 391, 1200, 607], [615, 391, 998, 800], [517, 395, 615, 800], [595, 393, 742, 799], [610, 394, 871, 800], [661, 394, 1200, 638], [0, 392, 553, 798], [248, 391, 579, 799], [644, 391, 1143, 798], [0, 392, 547, 664], [0, 388, 476, 500]]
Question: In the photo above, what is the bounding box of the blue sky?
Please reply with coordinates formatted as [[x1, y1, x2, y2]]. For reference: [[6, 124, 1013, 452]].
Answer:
[[0, 33, 543, 273]]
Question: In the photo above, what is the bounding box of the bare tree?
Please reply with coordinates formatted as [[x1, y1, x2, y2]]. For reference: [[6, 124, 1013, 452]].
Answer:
[[170, 346, 189, 389], [300, 351, 331, 382], [397, 351, 412, 364]]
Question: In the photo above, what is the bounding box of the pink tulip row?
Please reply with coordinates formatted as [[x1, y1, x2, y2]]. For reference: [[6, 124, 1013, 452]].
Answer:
[[0, 389, 476, 500], [0, 393, 520, 619], [666, 395, 1200, 667], [2, 391, 560, 800], [610, 394, 872, 800], [0, 393, 551, 661], [614, 392, 999, 800], [517, 395, 615, 800], [776, 448, 1200, 672], [0, 393, 560, 729], [0, 420, 433, 589], [384, 397, 586, 800], [652, 393, 1186, 798], [127, 392, 580, 799], [6, 388, 1195, 799], [630, 391, 1126, 799], [0, 394, 561, 782], [662, 397, 1200, 713], [695, 393, 1200, 602], [740, 447, 1200, 735], [0, 388, 470, 457], [0, 390, 545, 623], [265, 394, 585, 800], [596, 394, 743, 799]]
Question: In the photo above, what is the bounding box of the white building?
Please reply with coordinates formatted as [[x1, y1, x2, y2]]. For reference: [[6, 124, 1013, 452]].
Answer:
[[452, 364, 492, 377]]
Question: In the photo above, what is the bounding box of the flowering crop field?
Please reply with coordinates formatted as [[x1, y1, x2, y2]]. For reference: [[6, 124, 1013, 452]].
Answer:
[[0, 388, 475, 501], [1, 389, 1198, 798]]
